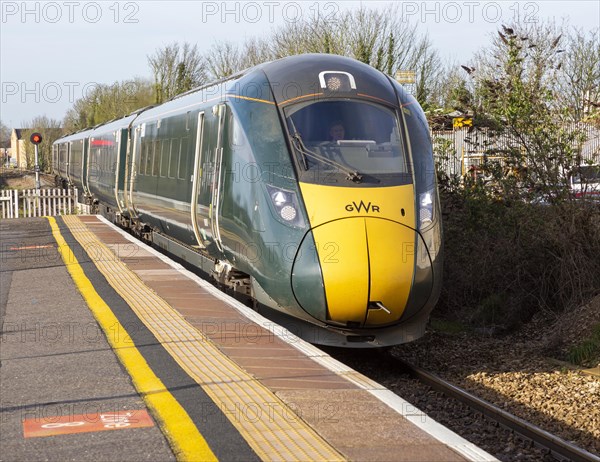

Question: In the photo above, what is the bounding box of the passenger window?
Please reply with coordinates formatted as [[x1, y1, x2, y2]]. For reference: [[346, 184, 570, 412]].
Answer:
[[178, 138, 188, 180], [140, 141, 148, 176], [152, 140, 160, 176], [169, 139, 180, 178], [160, 140, 170, 177], [145, 140, 153, 176]]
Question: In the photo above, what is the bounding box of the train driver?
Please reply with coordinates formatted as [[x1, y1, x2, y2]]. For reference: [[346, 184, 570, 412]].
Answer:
[[329, 121, 345, 142]]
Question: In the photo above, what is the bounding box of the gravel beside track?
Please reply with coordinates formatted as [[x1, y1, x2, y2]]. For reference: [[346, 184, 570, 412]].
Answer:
[[391, 332, 599, 459], [326, 325, 599, 461], [382, 373, 555, 461]]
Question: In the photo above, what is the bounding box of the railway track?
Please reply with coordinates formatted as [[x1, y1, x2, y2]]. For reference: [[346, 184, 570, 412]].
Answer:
[[324, 347, 599, 462], [395, 358, 600, 462]]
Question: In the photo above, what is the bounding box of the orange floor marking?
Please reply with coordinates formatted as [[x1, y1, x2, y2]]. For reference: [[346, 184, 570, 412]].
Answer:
[[8, 244, 54, 251], [23, 409, 154, 438]]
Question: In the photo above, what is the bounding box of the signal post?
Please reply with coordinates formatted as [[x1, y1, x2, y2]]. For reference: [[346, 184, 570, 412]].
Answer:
[[30, 132, 42, 190]]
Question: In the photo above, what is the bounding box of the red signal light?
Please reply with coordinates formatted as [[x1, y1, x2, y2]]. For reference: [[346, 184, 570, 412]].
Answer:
[[30, 133, 43, 145]]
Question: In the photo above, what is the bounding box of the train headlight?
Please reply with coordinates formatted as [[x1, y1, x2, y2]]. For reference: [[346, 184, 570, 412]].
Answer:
[[280, 205, 297, 221], [267, 185, 305, 227], [272, 191, 287, 207], [419, 190, 434, 228]]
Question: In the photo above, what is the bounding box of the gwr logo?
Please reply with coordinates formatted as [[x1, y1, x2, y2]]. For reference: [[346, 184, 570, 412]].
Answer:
[[345, 201, 380, 213]]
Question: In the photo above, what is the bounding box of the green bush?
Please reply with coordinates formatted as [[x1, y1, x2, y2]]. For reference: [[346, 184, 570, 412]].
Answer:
[[433, 24, 600, 331], [437, 186, 600, 330]]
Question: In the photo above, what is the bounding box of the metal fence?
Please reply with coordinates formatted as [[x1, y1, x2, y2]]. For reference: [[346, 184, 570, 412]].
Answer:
[[431, 123, 600, 177], [0, 188, 78, 219]]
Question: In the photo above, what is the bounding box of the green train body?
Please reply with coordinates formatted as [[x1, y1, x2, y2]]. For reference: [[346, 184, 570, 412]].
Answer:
[[53, 54, 443, 347]]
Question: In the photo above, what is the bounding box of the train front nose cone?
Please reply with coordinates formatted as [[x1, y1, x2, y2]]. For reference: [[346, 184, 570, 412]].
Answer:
[[293, 218, 416, 327]]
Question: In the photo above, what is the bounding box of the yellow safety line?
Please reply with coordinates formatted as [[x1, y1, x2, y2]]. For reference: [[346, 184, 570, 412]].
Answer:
[[63, 215, 345, 462], [46, 217, 217, 462], [67, 216, 342, 461]]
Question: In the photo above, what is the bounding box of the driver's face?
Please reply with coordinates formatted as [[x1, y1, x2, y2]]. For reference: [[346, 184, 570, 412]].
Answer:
[[330, 124, 345, 141]]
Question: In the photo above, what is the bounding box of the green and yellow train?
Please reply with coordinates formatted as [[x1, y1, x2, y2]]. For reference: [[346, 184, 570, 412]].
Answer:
[[53, 54, 443, 347]]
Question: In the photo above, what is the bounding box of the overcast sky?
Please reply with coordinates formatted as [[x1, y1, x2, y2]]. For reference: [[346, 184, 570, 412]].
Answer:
[[1, 1, 599, 128]]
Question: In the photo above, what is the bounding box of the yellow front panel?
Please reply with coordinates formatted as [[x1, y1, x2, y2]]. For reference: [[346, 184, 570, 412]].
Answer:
[[299, 183, 416, 326], [364, 219, 414, 325], [312, 218, 370, 324], [299, 183, 416, 227]]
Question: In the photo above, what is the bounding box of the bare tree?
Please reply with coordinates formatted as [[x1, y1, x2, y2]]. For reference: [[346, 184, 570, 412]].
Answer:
[[458, 22, 590, 203], [204, 37, 274, 80], [269, 5, 438, 72], [0, 121, 10, 141], [558, 27, 600, 121], [0, 121, 11, 166], [148, 42, 207, 103], [204, 41, 243, 79], [241, 37, 273, 69], [205, 5, 443, 107], [431, 61, 474, 112], [468, 21, 568, 112], [62, 78, 154, 132], [270, 17, 345, 57]]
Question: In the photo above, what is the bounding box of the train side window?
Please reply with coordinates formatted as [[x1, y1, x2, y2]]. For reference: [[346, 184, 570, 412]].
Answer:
[[169, 139, 180, 179], [160, 139, 170, 177], [145, 140, 153, 176], [140, 140, 148, 176], [152, 140, 160, 176], [101, 145, 107, 175], [103, 145, 108, 175], [178, 137, 188, 180]]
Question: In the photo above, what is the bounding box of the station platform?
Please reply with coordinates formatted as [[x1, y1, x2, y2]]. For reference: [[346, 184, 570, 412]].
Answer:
[[0, 215, 497, 462]]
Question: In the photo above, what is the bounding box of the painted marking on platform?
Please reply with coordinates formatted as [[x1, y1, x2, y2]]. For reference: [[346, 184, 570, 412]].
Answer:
[[8, 244, 54, 251], [23, 410, 154, 438], [63, 214, 344, 462], [47, 216, 218, 462]]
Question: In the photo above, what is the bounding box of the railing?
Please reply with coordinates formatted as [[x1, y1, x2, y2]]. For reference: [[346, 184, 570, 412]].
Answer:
[[0, 188, 78, 219], [432, 123, 600, 177]]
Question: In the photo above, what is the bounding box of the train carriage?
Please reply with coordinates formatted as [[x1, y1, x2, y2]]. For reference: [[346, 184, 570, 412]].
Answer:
[[54, 54, 442, 347]]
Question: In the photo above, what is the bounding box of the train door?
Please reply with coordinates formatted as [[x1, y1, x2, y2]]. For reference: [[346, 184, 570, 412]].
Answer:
[[114, 128, 129, 214], [65, 142, 71, 185], [126, 125, 142, 219], [115, 129, 128, 213], [82, 138, 90, 196], [59, 143, 69, 184], [210, 104, 226, 252], [68, 142, 75, 185], [195, 104, 226, 252], [52, 144, 58, 175], [190, 111, 207, 249]]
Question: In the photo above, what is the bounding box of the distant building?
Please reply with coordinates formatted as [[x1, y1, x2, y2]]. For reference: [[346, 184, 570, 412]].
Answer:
[[10, 129, 28, 168]]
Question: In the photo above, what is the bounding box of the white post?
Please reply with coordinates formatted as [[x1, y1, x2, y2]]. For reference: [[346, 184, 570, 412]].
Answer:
[[13, 189, 18, 217], [34, 144, 40, 190]]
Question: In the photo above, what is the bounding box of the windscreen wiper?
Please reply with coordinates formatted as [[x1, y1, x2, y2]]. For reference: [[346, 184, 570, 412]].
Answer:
[[291, 133, 363, 183]]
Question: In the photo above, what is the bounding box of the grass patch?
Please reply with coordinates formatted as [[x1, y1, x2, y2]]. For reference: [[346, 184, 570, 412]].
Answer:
[[430, 318, 469, 335], [567, 323, 600, 367]]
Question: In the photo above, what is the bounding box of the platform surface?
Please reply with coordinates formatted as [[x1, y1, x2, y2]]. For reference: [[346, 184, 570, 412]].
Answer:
[[0, 215, 496, 462]]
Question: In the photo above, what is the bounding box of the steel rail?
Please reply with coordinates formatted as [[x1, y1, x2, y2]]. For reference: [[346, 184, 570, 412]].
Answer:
[[396, 358, 600, 462]]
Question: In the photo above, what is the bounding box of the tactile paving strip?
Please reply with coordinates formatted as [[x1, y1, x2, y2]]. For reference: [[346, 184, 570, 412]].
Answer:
[[62, 215, 345, 462]]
